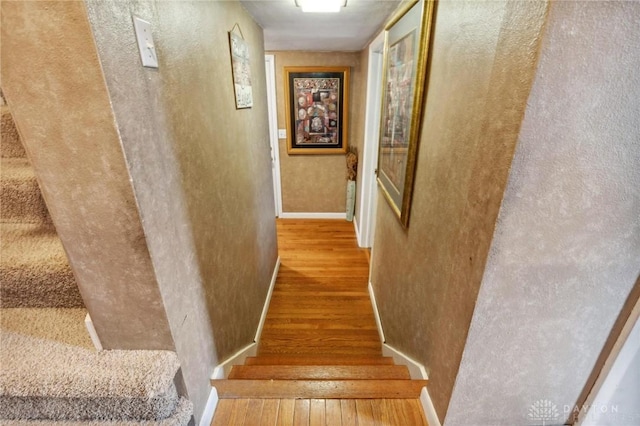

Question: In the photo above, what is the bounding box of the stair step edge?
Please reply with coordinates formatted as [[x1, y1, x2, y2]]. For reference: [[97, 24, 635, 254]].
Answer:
[[213, 379, 428, 399], [228, 364, 411, 380], [245, 355, 395, 365]]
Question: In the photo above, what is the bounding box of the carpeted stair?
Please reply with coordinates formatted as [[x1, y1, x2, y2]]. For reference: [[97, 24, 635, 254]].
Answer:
[[0, 104, 80, 308], [0, 309, 192, 424], [0, 97, 193, 424]]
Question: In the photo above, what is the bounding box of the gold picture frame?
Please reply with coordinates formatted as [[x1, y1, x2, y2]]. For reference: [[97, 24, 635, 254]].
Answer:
[[377, 0, 435, 227], [284, 66, 349, 155]]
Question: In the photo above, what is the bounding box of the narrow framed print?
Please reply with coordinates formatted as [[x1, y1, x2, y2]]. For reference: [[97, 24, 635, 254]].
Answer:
[[229, 29, 253, 109], [284, 67, 349, 155], [377, 0, 435, 228]]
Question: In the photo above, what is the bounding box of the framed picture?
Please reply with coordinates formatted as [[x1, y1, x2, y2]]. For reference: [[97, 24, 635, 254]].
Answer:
[[229, 27, 253, 109], [377, 0, 435, 228], [284, 67, 349, 155]]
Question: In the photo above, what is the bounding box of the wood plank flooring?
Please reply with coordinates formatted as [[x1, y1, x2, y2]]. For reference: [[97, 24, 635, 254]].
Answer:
[[212, 398, 426, 426], [259, 220, 379, 357], [211, 220, 428, 425]]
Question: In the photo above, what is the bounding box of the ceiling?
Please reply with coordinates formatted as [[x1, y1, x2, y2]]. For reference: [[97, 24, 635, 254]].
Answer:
[[239, 0, 401, 51]]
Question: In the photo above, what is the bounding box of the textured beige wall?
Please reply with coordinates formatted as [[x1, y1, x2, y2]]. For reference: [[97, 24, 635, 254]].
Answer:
[[85, 0, 278, 419], [446, 2, 640, 424], [269, 51, 365, 213], [370, 0, 549, 420], [2, 0, 277, 421], [1, 1, 174, 350]]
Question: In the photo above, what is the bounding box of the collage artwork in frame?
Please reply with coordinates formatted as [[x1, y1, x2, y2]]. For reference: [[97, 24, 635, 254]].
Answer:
[[284, 67, 349, 155]]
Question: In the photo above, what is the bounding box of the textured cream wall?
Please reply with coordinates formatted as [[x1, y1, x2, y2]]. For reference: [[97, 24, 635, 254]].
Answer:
[[446, 2, 640, 424], [1, 1, 174, 350], [85, 0, 278, 420], [2, 0, 278, 422], [269, 51, 365, 213], [369, 0, 549, 420]]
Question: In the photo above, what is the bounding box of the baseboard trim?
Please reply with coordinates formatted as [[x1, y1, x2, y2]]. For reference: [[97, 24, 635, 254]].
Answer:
[[353, 216, 362, 247], [279, 212, 347, 219], [255, 256, 281, 343], [212, 342, 257, 380], [205, 342, 256, 424], [201, 257, 280, 424], [84, 313, 103, 351], [382, 343, 428, 381], [421, 387, 442, 426], [368, 282, 385, 343], [368, 282, 437, 424], [199, 387, 219, 426]]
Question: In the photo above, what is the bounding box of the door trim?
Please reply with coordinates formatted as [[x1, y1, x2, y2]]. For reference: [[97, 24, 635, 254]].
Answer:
[[356, 31, 385, 248], [265, 54, 283, 217]]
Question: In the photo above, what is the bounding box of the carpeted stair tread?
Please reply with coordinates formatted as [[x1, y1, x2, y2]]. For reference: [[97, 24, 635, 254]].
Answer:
[[1, 106, 25, 158], [0, 396, 193, 425], [1, 158, 52, 224], [0, 308, 92, 348], [0, 308, 183, 421], [0, 223, 83, 308]]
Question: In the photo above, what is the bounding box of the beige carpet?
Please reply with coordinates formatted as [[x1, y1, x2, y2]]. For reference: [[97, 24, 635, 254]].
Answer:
[[1, 106, 25, 158], [1, 158, 52, 224], [0, 102, 192, 424], [0, 308, 185, 421], [1, 105, 81, 308], [0, 223, 83, 308], [1, 396, 193, 426]]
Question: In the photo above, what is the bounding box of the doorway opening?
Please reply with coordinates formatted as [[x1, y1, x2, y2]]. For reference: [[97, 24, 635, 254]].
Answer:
[[356, 31, 385, 249], [265, 54, 283, 217]]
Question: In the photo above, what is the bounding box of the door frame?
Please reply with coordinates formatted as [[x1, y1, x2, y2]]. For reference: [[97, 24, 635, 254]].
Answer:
[[356, 31, 385, 248], [265, 54, 283, 217]]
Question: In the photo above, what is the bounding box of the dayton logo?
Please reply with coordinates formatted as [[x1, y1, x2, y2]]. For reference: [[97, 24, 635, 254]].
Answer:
[[528, 399, 560, 425]]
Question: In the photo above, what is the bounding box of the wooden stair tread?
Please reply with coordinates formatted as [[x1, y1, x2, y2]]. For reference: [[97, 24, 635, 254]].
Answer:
[[213, 379, 428, 399], [228, 365, 411, 380], [246, 355, 395, 365]]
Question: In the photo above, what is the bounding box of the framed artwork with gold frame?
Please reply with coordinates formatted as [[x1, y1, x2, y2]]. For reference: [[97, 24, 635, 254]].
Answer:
[[284, 66, 349, 155], [377, 0, 435, 227]]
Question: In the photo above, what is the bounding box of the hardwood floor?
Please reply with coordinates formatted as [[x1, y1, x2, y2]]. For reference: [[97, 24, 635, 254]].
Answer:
[[213, 398, 426, 426], [260, 220, 379, 357], [211, 220, 428, 425]]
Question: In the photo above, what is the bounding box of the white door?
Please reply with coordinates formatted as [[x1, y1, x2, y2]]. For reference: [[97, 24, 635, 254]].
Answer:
[[265, 54, 282, 217], [357, 31, 385, 248]]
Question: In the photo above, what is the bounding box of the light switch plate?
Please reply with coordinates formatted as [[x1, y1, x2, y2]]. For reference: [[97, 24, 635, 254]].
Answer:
[[278, 129, 287, 139], [132, 16, 158, 68]]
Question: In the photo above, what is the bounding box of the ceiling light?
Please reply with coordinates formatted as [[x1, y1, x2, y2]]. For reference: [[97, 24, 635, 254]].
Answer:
[[295, 0, 346, 13]]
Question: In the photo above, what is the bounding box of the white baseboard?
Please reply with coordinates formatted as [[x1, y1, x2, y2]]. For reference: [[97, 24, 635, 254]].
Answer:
[[199, 387, 219, 426], [421, 387, 442, 426], [368, 282, 438, 424], [279, 212, 347, 219], [202, 342, 257, 424], [255, 257, 280, 343], [201, 257, 280, 425], [211, 342, 257, 380], [382, 343, 428, 380], [368, 282, 385, 343], [208, 256, 280, 380], [354, 216, 362, 247], [84, 313, 103, 351]]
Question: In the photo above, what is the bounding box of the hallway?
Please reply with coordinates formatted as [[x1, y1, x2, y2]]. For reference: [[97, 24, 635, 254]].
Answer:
[[212, 219, 428, 425], [260, 219, 379, 357]]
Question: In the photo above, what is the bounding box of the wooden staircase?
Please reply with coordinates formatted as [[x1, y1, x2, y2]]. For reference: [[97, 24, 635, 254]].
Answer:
[[211, 220, 429, 425], [215, 358, 427, 399], [213, 356, 428, 424]]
